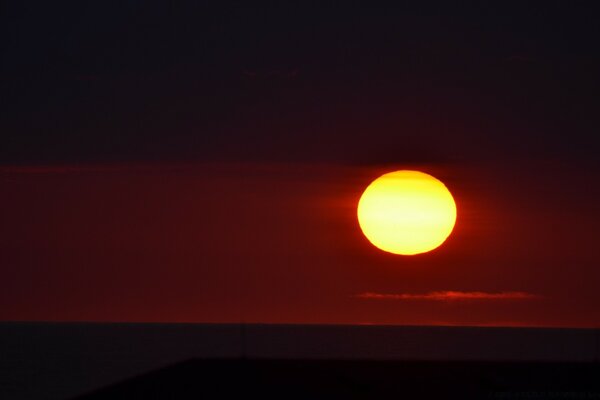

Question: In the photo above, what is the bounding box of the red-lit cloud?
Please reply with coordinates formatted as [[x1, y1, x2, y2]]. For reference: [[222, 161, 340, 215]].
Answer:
[[0, 164, 163, 174], [356, 291, 540, 301]]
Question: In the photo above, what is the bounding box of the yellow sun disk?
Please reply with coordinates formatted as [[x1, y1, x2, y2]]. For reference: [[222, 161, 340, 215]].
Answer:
[[357, 171, 457, 255]]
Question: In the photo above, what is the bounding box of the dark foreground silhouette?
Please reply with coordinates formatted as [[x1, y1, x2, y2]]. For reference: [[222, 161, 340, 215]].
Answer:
[[77, 359, 600, 399]]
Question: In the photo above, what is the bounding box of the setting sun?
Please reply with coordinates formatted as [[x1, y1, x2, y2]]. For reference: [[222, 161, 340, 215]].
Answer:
[[357, 170, 457, 255]]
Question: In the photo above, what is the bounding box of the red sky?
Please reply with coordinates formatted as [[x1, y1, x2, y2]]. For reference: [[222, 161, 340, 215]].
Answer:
[[3, 4, 600, 328], [2, 161, 599, 327]]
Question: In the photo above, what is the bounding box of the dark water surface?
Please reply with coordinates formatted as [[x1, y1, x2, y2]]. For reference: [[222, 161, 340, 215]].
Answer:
[[1, 323, 599, 399], [80, 359, 600, 400]]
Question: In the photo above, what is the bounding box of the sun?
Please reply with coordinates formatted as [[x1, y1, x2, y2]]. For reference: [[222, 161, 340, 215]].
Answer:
[[357, 170, 457, 255]]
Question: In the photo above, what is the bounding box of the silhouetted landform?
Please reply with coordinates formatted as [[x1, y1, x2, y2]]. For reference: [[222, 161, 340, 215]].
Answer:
[[78, 359, 600, 399], [1, 323, 599, 399]]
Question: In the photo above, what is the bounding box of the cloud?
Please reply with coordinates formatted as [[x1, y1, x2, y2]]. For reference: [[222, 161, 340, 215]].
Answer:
[[241, 68, 300, 79], [0, 166, 113, 174], [356, 291, 540, 301], [0, 164, 189, 175]]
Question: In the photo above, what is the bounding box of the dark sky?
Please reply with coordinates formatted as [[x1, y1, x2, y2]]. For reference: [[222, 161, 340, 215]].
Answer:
[[1, 2, 599, 327]]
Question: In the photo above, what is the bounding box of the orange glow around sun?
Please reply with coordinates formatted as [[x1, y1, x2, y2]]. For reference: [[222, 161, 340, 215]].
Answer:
[[357, 170, 457, 255]]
